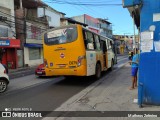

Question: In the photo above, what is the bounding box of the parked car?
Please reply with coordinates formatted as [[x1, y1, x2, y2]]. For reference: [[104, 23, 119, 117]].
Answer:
[[0, 63, 9, 93], [35, 64, 46, 77], [2, 64, 8, 74]]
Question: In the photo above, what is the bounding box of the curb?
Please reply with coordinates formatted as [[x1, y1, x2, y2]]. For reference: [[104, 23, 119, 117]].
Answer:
[[9, 67, 37, 79]]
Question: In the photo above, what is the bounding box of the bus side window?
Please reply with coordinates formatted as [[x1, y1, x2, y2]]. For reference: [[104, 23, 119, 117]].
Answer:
[[100, 40, 107, 53], [83, 31, 95, 50], [94, 34, 101, 50], [108, 39, 112, 49], [110, 41, 114, 52], [83, 30, 88, 49]]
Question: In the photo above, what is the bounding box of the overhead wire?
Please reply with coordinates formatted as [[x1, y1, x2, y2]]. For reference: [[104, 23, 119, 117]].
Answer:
[[47, 0, 121, 4], [0, 11, 48, 32], [44, 0, 121, 22], [45, 0, 122, 6], [71, 0, 100, 18]]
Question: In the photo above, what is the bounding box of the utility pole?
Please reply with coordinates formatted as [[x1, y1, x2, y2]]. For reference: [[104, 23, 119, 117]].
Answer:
[[133, 12, 136, 52]]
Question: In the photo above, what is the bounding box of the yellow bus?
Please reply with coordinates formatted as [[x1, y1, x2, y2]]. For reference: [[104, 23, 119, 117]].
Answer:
[[43, 24, 115, 79]]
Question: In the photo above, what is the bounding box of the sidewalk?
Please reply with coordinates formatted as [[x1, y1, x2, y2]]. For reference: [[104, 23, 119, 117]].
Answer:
[[8, 66, 37, 79], [42, 64, 160, 120], [55, 64, 139, 111]]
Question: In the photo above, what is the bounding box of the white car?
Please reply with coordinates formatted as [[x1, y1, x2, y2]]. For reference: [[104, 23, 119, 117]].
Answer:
[[0, 63, 9, 93]]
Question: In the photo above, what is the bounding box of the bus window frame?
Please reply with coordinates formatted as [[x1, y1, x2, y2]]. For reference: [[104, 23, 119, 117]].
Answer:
[[93, 34, 101, 51], [83, 30, 95, 51], [100, 36, 108, 51], [107, 39, 112, 50], [44, 25, 78, 46]]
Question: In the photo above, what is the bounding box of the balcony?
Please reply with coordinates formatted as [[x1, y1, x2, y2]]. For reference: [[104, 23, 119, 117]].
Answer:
[[26, 15, 48, 25]]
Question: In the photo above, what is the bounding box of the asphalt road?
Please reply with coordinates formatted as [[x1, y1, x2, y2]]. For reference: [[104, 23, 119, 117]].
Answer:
[[0, 76, 98, 110], [0, 55, 128, 119]]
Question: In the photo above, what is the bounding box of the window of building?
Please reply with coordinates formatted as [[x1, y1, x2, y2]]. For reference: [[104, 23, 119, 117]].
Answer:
[[0, 27, 8, 37], [29, 48, 41, 60], [46, 15, 51, 22]]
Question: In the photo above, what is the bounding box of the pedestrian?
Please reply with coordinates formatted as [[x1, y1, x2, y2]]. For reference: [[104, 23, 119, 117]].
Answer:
[[128, 51, 134, 65], [129, 48, 139, 90]]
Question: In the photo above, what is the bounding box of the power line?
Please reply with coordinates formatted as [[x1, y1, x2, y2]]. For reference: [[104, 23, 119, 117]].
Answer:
[[72, 0, 100, 18], [0, 11, 48, 31], [46, 0, 122, 6], [2, 20, 46, 35], [46, 0, 121, 4]]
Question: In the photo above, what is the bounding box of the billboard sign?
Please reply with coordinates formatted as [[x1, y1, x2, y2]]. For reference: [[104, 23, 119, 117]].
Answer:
[[0, 40, 10, 46]]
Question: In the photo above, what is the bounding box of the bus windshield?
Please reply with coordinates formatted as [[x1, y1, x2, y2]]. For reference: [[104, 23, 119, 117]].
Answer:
[[44, 26, 78, 45]]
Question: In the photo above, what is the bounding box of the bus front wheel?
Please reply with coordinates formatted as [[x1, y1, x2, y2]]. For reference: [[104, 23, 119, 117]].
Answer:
[[95, 63, 101, 79]]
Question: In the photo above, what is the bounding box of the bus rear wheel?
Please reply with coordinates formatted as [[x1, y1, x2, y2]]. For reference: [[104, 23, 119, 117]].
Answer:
[[95, 63, 101, 79]]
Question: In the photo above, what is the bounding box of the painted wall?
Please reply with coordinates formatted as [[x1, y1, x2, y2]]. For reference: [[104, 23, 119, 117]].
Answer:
[[138, 0, 160, 105], [38, 7, 61, 27]]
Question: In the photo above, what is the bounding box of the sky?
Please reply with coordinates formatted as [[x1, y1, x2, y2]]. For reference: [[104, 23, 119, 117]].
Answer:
[[43, 0, 138, 35]]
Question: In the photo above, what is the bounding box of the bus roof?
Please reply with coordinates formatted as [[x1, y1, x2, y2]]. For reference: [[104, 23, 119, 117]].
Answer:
[[44, 24, 114, 43]]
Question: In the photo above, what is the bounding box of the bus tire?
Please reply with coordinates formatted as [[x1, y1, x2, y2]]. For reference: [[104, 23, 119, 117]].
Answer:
[[95, 63, 101, 79]]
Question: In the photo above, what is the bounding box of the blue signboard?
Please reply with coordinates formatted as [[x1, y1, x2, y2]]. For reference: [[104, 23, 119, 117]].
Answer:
[[123, 0, 141, 7], [0, 40, 10, 46]]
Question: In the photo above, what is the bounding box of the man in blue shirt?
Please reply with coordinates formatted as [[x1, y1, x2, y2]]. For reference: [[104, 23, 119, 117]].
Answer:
[[129, 48, 139, 90]]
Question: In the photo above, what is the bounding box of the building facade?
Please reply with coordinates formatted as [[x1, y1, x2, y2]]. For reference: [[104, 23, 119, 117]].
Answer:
[[72, 14, 113, 38], [97, 18, 112, 38], [14, 0, 63, 67], [60, 17, 87, 26], [123, 0, 160, 105], [38, 6, 65, 28], [72, 14, 100, 34], [14, 0, 48, 67], [0, 0, 20, 69]]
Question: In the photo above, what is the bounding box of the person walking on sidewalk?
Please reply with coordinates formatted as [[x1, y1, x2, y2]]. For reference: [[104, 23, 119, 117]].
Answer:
[[129, 48, 139, 90], [128, 51, 134, 65]]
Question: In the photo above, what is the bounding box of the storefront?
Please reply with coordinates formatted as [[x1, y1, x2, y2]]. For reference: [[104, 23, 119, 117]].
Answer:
[[24, 43, 43, 67], [0, 39, 20, 69]]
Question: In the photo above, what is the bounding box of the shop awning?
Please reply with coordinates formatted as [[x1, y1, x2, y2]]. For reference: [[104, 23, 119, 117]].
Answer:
[[24, 43, 43, 48]]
